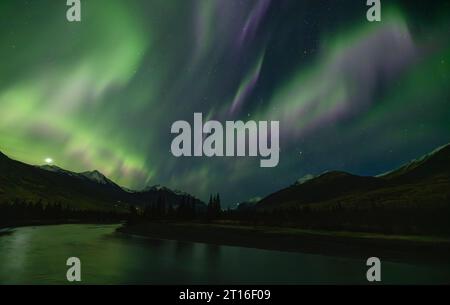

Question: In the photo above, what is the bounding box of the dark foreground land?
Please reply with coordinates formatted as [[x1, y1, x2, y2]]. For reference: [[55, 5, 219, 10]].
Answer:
[[0, 219, 122, 233], [118, 221, 450, 264]]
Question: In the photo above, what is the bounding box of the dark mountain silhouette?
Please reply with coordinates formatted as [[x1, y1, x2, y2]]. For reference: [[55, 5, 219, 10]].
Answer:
[[39, 165, 123, 191], [81, 170, 117, 185], [1, 142, 449, 217], [0, 151, 8, 160], [256, 143, 450, 212], [257, 171, 385, 210], [379, 144, 450, 182], [236, 197, 261, 211], [0, 151, 205, 211], [135, 185, 205, 212]]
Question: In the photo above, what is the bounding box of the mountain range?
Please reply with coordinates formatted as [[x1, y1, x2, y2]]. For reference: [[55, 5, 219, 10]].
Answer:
[[253, 143, 450, 212], [1, 143, 449, 215], [0, 152, 204, 211]]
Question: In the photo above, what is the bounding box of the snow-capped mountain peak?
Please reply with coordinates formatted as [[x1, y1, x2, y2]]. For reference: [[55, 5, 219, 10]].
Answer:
[[141, 184, 189, 196], [294, 174, 316, 185], [142, 184, 170, 192], [39, 165, 79, 177], [377, 143, 450, 178], [40, 165, 118, 187], [80, 170, 112, 185]]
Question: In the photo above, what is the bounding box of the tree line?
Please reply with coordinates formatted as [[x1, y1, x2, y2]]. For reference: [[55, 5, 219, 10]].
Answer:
[[3, 194, 448, 236], [222, 205, 450, 236], [0, 193, 223, 227], [127, 193, 222, 224], [0, 199, 125, 227]]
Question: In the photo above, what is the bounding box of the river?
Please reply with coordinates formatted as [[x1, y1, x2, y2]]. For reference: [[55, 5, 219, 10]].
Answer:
[[0, 224, 448, 284]]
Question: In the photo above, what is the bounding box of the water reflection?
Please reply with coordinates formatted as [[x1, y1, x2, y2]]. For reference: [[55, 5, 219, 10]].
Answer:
[[0, 224, 449, 284]]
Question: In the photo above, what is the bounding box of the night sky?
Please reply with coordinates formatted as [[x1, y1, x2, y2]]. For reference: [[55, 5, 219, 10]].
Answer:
[[0, 0, 449, 206]]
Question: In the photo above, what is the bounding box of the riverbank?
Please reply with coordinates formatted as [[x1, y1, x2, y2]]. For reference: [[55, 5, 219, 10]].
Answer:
[[0, 219, 123, 232], [118, 222, 450, 264]]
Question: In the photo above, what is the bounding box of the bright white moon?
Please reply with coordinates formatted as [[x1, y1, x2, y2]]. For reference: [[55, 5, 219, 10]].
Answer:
[[45, 158, 53, 164]]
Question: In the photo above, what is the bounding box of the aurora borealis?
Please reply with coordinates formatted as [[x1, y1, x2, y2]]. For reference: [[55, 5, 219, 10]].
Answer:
[[0, 0, 449, 206]]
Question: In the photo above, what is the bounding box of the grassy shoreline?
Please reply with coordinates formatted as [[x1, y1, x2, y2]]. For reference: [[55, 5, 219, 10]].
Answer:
[[0, 220, 123, 232], [117, 221, 450, 264]]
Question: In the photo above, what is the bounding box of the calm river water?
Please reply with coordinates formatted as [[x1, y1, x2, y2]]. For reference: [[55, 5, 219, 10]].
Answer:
[[0, 224, 448, 284]]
